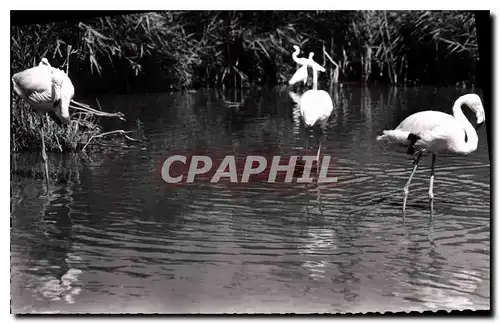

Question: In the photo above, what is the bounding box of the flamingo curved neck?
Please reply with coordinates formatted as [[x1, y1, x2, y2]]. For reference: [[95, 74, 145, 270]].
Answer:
[[452, 97, 479, 154], [292, 48, 302, 65]]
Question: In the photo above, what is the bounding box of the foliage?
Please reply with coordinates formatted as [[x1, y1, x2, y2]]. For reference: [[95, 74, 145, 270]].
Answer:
[[11, 99, 101, 152], [11, 10, 479, 92], [349, 11, 478, 85]]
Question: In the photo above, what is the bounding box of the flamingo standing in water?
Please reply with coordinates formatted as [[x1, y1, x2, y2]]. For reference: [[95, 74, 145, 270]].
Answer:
[[288, 48, 333, 166], [12, 57, 75, 191], [377, 93, 485, 214]]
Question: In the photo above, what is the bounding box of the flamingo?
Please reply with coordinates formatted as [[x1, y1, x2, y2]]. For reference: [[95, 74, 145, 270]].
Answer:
[[289, 50, 333, 168], [376, 93, 485, 214], [12, 57, 74, 125], [12, 57, 75, 192], [289, 46, 325, 87]]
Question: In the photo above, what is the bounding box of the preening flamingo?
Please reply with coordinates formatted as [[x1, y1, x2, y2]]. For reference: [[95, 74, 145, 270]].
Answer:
[[376, 93, 485, 214], [12, 57, 75, 192], [12, 57, 74, 125]]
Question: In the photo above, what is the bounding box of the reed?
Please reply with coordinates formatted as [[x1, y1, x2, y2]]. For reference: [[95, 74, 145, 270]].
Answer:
[[11, 11, 478, 90]]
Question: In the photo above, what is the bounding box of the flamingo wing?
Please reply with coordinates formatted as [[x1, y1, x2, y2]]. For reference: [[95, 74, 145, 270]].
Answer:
[[396, 111, 454, 133], [12, 66, 52, 94], [289, 65, 308, 85], [12, 65, 54, 108]]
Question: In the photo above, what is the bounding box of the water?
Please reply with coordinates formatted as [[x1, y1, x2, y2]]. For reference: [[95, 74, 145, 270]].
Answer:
[[10, 86, 490, 314]]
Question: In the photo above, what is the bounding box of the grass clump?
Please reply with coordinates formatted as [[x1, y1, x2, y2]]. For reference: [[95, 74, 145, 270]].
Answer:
[[11, 97, 139, 153], [11, 99, 100, 152]]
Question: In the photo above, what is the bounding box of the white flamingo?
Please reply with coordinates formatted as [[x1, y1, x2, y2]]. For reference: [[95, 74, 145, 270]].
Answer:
[[289, 46, 325, 87], [289, 50, 333, 166], [377, 93, 485, 213], [12, 57, 75, 191], [12, 57, 74, 125]]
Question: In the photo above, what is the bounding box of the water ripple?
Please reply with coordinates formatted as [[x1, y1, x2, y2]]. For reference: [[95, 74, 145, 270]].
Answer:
[[11, 87, 490, 313]]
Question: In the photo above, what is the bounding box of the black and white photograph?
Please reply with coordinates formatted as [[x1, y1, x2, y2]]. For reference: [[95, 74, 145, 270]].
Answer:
[[9, 8, 492, 315]]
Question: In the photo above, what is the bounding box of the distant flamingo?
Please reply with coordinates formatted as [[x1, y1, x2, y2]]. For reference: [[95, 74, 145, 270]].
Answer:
[[289, 46, 325, 87], [289, 49, 333, 167], [377, 93, 485, 213]]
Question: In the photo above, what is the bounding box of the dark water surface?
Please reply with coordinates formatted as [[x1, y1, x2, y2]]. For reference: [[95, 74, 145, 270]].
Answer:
[[11, 86, 490, 313]]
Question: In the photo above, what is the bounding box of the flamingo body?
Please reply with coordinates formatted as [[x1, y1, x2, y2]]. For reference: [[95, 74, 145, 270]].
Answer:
[[300, 89, 333, 127], [378, 110, 468, 154], [12, 58, 74, 124]]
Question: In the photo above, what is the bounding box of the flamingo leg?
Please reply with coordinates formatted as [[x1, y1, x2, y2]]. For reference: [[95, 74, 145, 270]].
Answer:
[[315, 124, 327, 176], [304, 128, 309, 156], [40, 114, 50, 195], [429, 154, 436, 215], [403, 152, 422, 213], [316, 134, 322, 176]]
